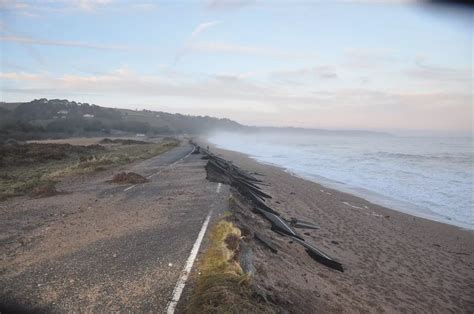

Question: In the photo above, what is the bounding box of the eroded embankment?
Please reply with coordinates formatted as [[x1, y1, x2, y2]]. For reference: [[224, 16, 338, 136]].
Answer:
[[185, 220, 275, 313], [186, 146, 344, 313]]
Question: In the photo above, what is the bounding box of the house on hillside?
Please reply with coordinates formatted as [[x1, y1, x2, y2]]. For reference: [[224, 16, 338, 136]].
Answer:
[[57, 110, 69, 115], [83, 114, 94, 118]]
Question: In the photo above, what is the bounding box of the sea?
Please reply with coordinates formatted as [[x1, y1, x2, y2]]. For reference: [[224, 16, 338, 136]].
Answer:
[[208, 131, 474, 229]]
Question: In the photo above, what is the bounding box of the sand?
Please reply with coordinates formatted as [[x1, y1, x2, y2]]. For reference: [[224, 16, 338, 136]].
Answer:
[[201, 140, 474, 313]]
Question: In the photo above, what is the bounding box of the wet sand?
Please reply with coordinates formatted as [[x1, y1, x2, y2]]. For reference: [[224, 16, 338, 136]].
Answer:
[[202, 140, 474, 313]]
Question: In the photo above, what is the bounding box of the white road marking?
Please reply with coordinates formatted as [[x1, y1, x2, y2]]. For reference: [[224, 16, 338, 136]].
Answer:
[[125, 145, 196, 191], [166, 210, 213, 314], [180, 145, 196, 162], [123, 184, 137, 192], [147, 171, 159, 179], [216, 183, 222, 193], [146, 168, 166, 179]]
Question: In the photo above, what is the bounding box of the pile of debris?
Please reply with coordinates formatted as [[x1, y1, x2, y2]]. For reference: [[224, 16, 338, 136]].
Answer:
[[31, 182, 62, 198], [200, 145, 344, 272], [109, 172, 149, 184]]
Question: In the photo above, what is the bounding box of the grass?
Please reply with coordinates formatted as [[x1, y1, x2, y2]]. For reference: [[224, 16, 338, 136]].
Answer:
[[51, 139, 178, 177], [0, 139, 179, 200], [186, 220, 275, 314]]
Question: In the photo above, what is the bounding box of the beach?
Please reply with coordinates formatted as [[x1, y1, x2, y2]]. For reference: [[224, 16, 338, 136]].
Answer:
[[202, 140, 474, 312]]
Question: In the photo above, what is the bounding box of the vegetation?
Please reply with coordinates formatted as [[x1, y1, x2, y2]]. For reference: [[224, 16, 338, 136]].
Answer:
[[0, 99, 244, 142], [186, 220, 274, 314], [0, 139, 178, 200]]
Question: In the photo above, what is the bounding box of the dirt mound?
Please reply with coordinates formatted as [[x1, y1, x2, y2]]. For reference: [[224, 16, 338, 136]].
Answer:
[[100, 138, 148, 145], [109, 172, 149, 184], [31, 183, 61, 198]]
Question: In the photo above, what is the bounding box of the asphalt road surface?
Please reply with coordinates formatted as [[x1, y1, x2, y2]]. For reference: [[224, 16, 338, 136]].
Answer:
[[0, 143, 229, 312]]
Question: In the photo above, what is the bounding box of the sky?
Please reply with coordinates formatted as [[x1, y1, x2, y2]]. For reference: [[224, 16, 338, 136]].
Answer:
[[0, 0, 472, 134]]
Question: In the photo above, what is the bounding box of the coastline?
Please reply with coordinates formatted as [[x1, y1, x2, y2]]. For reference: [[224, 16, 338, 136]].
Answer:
[[198, 138, 474, 312], [207, 136, 472, 230], [261, 160, 471, 230]]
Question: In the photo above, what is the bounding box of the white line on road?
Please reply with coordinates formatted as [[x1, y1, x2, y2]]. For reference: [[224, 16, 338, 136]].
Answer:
[[123, 184, 137, 192], [125, 145, 196, 191], [179, 145, 195, 162], [166, 210, 213, 314], [216, 183, 222, 193], [146, 169, 163, 179]]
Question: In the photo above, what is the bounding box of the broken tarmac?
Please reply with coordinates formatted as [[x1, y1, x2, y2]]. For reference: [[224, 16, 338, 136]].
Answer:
[[0, 142, 230, 312]]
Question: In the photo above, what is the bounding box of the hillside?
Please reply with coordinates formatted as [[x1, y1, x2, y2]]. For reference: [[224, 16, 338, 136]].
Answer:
[[0, 99, 243, 141], [0, 99, 390, 142]]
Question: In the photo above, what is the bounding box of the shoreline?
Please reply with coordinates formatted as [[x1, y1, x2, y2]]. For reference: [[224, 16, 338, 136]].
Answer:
[[197, 138, 474, 312], [260, 159, 471, 231], [207, 139, 472, 231], [202, 138, 474, 234]]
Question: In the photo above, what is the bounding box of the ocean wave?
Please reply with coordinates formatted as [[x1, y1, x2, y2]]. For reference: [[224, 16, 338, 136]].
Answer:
[[366, 152, 473, 163], [209, 132, 474, 228]]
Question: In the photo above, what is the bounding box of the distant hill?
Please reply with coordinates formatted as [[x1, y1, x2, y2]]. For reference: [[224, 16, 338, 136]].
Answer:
[[0, 99, 244, 141], [0, 98, 389, 142]]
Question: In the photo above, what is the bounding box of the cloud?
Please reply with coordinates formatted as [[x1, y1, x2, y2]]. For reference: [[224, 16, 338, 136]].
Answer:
[[73, 0, 113, 11], [0, 71, 44, 81], [204, 0, 416, 10], [0, 0, 157, 14], [185, 41, 318, 59], [0, 35, 128, 50], [0, 0, 29, 10], [406, 56, 472, 82], [345, 48, 399, 69], [175, 40, 317, 65], [191, 21, 221, 38], [206, 0, 257, 10], [270, 66, 338, 84], [2, 67, 471, 131], [339, 0, 417, 3]]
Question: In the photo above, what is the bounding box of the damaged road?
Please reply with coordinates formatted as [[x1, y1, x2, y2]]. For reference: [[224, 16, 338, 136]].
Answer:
[[0, 143, 230, 312]]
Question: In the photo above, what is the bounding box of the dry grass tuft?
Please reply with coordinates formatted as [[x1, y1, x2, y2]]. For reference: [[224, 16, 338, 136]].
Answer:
[[186, 220, 275, 314]]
